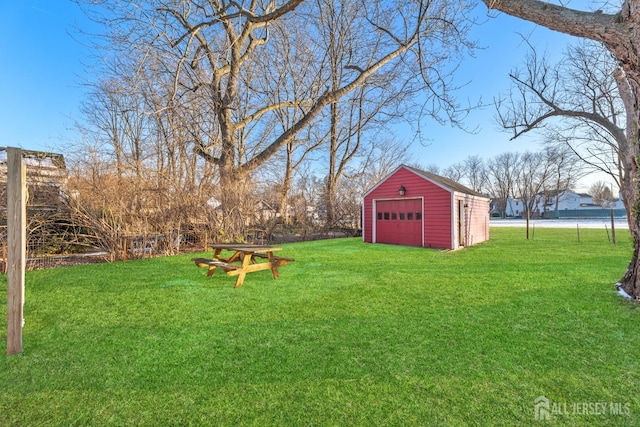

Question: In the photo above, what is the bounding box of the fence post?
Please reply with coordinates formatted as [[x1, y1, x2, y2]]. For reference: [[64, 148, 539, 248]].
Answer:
[[610, 209, 616, 245], [7, 147, 26, 356]]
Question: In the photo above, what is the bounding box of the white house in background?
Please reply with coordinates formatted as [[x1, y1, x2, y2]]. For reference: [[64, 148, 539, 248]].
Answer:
[[544, 190, 593, 211], [502, 189, 625, 217], [504, 197, 525, 217], [504, 195, 547, 217], [549, 189, 625, 211]]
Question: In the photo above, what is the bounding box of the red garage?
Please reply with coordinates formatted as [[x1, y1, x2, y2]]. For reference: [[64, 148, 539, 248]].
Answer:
[[362, 165, 490, 250]]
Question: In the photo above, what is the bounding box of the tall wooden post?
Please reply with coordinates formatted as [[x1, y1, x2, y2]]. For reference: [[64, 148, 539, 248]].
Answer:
[[7, 148, 26, 355]]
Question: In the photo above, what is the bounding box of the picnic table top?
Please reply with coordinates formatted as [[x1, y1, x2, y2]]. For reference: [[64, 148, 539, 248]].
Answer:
[[210, 243, 282, 253]]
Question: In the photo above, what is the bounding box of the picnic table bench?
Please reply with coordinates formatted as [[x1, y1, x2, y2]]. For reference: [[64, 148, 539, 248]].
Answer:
[[192, 244, 294, 288]]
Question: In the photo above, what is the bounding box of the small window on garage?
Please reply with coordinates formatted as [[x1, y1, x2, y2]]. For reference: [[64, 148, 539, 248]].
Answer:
[[377, 212, 382, 220], [384, 212, 390, 220], [391, 212, 397, 220], [416, 211, 422, 220], [407, 212, 413, 220], [399, 212, 405, 220]]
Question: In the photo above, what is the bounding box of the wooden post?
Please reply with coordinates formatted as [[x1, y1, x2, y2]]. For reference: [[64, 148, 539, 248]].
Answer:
[[7, 147, 26, 356], [610, 209, 616, 245]]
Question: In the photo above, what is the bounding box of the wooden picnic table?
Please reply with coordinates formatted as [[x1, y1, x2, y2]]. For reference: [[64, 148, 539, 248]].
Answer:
[[191, 244, 294, 288]]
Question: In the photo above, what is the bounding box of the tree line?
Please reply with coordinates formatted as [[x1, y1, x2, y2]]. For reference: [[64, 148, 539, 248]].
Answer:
[[416, 146, 586, 219], [65, 0, 477, 250]]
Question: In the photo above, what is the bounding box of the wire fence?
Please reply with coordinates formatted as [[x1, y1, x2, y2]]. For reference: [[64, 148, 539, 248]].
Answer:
[[0, 223, 360, 272], [0, 226, 206, 271]]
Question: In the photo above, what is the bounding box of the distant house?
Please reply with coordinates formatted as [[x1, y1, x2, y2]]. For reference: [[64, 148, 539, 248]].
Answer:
[[504, 197, 526, 217], [542, 189, 625, 213], [500, 189, 627, 219], [362, 165, 490, 250], [546, 190, 594, 210]]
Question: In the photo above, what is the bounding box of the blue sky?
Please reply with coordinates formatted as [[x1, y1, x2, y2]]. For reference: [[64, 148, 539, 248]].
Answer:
[[0, 1, 609, 191], [0, 1, 95, 152]]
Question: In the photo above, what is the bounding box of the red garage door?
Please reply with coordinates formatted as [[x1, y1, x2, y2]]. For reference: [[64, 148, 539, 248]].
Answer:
[[375, 199, 423, 246]]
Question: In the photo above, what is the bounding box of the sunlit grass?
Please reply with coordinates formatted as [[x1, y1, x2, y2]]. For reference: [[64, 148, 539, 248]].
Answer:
[[1, 228, 638, 425]]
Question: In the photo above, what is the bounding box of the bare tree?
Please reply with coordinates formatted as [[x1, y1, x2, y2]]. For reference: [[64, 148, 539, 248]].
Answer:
[[496, 39, 629, 220], [513, 150, 557, 237], [589, 180, 616, 208], [441, 161, 466, 183], [356, 139, 409, 192], [247, 16, 325, 226], [485, 152, 521, 218], [481, 0, 640, 298], [77, 0, 477, 239], [419, 163, 442, 175], [462, 155, 487, 193], [538, 145, 584, 214], [428, 156, 486, 192], [77, 77, 149, 180], [316, 0, 425, 227], [69, 69, 220, 258]]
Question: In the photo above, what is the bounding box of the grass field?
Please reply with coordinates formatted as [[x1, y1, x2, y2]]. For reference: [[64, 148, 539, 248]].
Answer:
[[1, 228, 639, 426]]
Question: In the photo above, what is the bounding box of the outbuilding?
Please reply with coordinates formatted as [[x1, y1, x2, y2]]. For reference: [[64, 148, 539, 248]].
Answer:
[[362, 165, 490, 250]]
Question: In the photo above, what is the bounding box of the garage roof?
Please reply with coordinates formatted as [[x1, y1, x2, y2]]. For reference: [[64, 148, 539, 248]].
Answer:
[[364, 164, 488, 199], [402, 165, 487, 198]]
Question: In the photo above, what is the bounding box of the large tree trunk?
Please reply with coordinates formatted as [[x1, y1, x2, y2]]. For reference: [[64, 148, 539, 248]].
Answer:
[[618, 96, 640, 298], [614, 67, 640, 298], [279, 147, 293, 225], [218, 165, 251, 242], [482, 0, 640, 299], [326, 99, 339, 227]]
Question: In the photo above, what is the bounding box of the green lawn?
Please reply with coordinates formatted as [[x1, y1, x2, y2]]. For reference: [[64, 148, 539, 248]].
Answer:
[[1, 228, 639, 426]]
